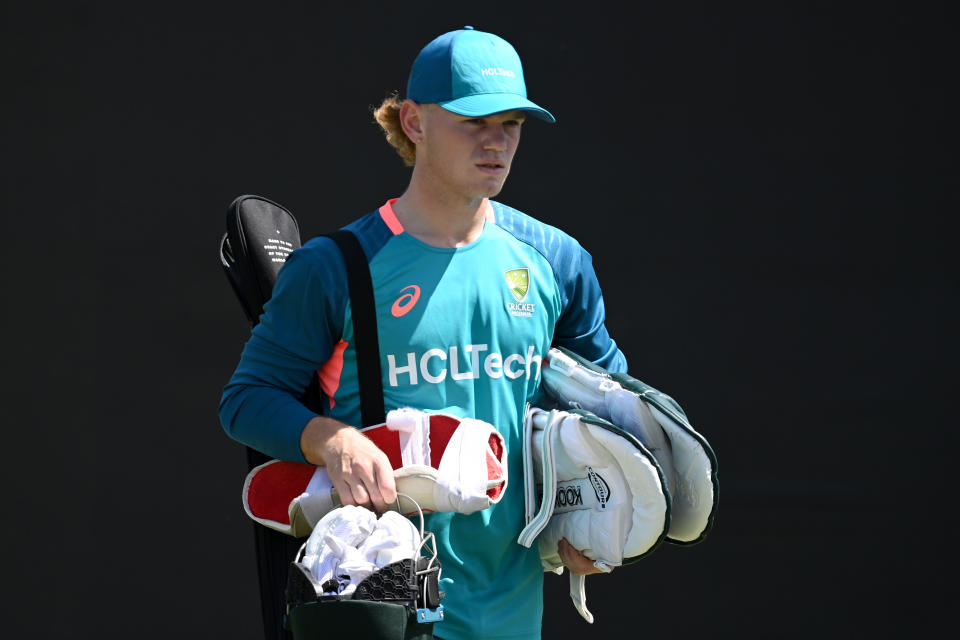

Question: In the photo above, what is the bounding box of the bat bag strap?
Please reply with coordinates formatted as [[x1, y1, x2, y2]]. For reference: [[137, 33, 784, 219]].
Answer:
[[323, 229, 386, 428]]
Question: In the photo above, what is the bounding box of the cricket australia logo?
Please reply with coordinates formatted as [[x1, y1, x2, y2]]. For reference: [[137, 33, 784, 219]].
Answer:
[[505, 268, 536, 317], [505, 268, 529, 301]]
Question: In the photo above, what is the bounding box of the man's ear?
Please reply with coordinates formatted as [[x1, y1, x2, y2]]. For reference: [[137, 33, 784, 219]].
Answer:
[[399, 100, 425, 144]]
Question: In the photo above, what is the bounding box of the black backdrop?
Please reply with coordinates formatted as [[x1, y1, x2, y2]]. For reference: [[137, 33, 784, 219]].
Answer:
[[2, 2, 952, 638]]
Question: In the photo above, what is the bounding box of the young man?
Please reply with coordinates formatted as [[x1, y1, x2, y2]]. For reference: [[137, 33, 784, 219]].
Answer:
[[220, 26, 627, 639]]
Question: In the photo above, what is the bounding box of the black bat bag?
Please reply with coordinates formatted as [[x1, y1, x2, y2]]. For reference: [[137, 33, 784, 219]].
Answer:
[[219, 194, 390, 639], [220, 194, 303, 328], [219, 194, 306, 640]]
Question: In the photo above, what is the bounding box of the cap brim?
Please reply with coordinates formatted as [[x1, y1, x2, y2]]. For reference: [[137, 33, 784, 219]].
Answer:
[[438, 94, 556, 123]]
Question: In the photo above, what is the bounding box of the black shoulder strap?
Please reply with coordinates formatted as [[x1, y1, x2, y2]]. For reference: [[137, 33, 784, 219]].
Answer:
[[324, 230, 386, 427]]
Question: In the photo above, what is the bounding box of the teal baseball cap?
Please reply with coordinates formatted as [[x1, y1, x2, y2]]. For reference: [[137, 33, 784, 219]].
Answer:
[[406, 26, 556, 123]]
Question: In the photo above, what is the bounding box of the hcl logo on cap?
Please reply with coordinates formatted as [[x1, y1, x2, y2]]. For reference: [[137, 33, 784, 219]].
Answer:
[[480, 67, 516, 77]]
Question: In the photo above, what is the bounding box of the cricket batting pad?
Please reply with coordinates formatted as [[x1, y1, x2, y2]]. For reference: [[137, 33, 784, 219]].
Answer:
[[517, 405, 670, 623], [243, 408, 508, 537], [540, 347, 718, 545]]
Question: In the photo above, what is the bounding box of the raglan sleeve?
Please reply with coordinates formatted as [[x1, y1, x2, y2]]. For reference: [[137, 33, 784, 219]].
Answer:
[[552, 240, 628, 373], [218, 239, 346, 462]]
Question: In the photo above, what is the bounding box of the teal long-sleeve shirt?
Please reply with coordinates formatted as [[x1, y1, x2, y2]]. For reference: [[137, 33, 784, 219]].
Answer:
[[219, 198, 626, 640]]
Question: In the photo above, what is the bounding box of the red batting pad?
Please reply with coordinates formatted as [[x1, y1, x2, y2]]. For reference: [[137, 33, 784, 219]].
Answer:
[[360, 426, 404, 470], [487, 434, 506, 501], [427, 415, 461, 468], [247, 461, 316, 525]]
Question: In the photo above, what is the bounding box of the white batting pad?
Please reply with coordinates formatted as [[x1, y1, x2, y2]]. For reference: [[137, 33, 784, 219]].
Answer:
[[517, 406, 669, 622], [541, 347, 718, 544]]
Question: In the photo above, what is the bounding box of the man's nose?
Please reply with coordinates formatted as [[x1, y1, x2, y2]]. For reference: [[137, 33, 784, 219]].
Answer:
[[482, 126, 509, 150]]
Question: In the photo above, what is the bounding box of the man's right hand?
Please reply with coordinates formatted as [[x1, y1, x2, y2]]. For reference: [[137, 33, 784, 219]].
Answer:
[[299, 416, 398, 513]]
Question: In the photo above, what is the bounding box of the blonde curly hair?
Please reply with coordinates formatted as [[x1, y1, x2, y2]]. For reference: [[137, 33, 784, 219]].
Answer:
[[372, 91, 416, 167]]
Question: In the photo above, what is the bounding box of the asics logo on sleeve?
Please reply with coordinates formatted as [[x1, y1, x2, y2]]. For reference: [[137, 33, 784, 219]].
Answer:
[[386, 344, 542, 387], [391, 285, 421, 317]]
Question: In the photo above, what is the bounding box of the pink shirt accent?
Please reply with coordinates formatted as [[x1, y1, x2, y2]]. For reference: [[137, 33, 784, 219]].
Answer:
[[378, 198, 497, 235], [378, 199, 405, 235], [317, 339, 348, 409], [484, 199, 497, 224]]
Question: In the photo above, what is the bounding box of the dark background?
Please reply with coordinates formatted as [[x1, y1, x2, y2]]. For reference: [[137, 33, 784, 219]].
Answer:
[[2, 1, 952, 638]]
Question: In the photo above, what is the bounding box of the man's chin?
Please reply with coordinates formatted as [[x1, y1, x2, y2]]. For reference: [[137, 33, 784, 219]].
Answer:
[[477, 177, 508, 199]]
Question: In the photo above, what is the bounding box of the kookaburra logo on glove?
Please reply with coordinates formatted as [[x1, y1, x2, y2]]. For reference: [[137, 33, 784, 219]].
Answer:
[[587, 468, 610, 508], [550, 468, 610, 514], [518, 347, 719, 623]]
